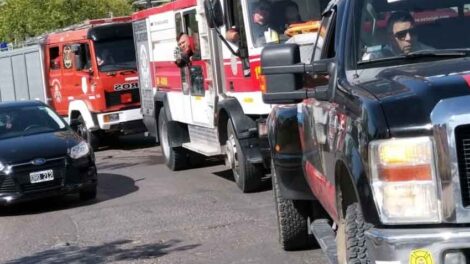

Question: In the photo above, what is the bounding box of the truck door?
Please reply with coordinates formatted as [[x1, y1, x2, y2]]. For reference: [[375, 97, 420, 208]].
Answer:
[[47, 46, 67, 115], [300, 9, 338, 218], [61, 43, 92, 115], [181, 9, 213, 127]]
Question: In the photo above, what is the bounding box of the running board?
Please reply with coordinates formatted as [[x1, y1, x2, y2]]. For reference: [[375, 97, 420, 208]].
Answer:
[[310, 219, 338, 264], [182, 142, 222, 157]]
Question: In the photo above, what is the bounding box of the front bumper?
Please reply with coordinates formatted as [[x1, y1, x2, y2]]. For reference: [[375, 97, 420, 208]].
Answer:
[[97, 108, 143, 131], [0, 159, 97, 206], [366, 227, 470, 263]]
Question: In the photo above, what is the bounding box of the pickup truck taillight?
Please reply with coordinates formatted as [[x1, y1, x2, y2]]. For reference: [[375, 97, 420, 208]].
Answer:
[[369, 137, 441, 224]]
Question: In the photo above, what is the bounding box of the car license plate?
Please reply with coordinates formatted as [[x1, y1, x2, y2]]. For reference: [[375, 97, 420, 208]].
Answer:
[[30, 170, 54, 184]]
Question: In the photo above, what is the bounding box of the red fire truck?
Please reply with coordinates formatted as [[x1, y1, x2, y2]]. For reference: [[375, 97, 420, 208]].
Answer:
[[0, 17, 145, 149], [132, 0, 326, 192]]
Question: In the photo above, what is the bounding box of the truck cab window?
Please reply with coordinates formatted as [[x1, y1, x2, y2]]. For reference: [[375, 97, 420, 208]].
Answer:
[[247, 0, 328, 48], [312, 11, 336, 61], [49, 47, 60, 70]]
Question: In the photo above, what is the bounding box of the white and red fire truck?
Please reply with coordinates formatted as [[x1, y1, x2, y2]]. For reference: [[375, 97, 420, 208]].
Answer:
[[0, 17, 145, 149], [132, 0, 325, 192]]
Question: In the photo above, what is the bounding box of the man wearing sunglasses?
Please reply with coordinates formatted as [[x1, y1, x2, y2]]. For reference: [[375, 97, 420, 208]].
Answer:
[[388, 11, 432, 55], [362, 11, 432, 60]]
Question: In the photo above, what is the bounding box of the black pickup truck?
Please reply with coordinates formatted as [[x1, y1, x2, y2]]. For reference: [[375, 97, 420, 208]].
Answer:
[[262, 0, 470, 263]]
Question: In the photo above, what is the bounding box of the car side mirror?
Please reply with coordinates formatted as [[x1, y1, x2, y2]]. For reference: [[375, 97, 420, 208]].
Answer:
[[204, 0, 224, 29], [261, 44, 305, 104]]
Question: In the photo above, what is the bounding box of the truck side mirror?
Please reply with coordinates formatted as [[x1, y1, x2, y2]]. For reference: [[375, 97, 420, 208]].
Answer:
[[204, 0, 224, 29], [261, 44, 305, 104]]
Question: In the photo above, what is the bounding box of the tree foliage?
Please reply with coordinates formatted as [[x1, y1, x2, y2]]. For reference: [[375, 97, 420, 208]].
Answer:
[[0, 0, 133, 42]]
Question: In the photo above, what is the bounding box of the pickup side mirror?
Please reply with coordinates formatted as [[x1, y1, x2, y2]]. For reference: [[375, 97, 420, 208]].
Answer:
[[261, 44, 305, 104], [204, 0, 224, 29]]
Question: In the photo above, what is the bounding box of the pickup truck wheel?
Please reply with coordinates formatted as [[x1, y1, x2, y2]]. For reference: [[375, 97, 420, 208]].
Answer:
[[226, 120, 261, 193], [75, 116, 100, 150], [272, 163, 314, 250], [337, 203, 371, 264], [158, 110, 189, 171]]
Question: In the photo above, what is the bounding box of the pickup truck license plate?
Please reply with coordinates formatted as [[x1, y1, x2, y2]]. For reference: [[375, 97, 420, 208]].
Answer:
[[30, 170, 54, 184]]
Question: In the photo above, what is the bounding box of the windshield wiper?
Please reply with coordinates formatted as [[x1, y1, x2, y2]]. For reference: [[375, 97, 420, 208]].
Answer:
[[358, 49, 468, 66]]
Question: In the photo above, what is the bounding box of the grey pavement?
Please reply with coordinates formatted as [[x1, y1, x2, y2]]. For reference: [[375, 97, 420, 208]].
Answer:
[[0, 134, 326, 264]]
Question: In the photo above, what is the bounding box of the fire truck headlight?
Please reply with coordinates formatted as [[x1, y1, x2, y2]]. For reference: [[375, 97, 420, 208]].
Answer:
[[69, 141, 90, 159], [369, 137, 441, 224]]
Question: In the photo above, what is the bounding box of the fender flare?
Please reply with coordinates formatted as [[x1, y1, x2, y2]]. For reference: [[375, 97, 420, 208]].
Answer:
[[155, 91, 189, 147], [155, 91, 173, 121], [335, 151, 380, 225], [269, 105, 315, 200], [68, 100, 98, 130], [217, 97, 257, 140]]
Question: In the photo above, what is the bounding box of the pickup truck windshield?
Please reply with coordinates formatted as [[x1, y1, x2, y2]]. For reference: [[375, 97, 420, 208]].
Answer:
[[95, 38, 137, 72], [0, 106, 67, 139], [358, 0, 470, 64], [246, 0, 327, 48]]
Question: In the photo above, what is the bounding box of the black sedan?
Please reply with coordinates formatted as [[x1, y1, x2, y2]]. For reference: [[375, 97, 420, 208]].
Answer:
[[0, 101, 97, 205]]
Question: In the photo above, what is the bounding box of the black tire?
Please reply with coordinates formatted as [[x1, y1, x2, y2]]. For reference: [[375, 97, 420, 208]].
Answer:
[[75, 116, 100, 150], [337, 203, 371, 264], [79, 187, 97, 201], [158, 110, 189, 171], [226, 120, 262, 193], [272, 163, 314, 250]]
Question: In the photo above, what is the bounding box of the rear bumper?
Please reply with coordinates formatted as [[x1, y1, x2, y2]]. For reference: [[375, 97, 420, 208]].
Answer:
[[97, 108, 143, 130], [366, 227, 470, 263]]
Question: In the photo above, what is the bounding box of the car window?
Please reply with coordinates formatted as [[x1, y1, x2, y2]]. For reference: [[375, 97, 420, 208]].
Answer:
[[0, 106, 67, 139]]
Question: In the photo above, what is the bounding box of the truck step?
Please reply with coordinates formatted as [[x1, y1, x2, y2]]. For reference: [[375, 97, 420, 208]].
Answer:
[[182, 142, 222, 157], [310, 219, 338, 264]]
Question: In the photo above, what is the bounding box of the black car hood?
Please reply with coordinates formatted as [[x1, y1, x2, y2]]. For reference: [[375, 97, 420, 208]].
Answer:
[[357, 58, 470, 136], [0, 130, 83, 164]]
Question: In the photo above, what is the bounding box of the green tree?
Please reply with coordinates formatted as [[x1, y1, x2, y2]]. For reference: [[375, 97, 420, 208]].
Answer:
[[0, 0, 132, 42]]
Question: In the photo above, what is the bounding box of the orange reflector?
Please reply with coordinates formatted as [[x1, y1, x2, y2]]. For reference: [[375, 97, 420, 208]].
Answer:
[[121, 93, 132, 103], [103, 115, 110, 123], [275, 144, 281, 152], [378, 164, 432, 182], [260, 75, 267, 93]]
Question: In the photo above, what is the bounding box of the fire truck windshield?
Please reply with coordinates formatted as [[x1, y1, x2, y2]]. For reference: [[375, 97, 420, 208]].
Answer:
[[94, 38, 136, 72], [247, 0, 327, 48]]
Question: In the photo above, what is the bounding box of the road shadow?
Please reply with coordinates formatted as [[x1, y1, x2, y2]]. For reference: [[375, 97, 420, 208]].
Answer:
[[4, 239, 200, 264], [0, 173, 138, 216], [96, 154, 165, 170], [97, 133, 157, 152], [213, 169, 273, 192]]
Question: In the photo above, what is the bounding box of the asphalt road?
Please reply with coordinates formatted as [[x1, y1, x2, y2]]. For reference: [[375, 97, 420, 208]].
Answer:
[[0, 134, 327, 264]]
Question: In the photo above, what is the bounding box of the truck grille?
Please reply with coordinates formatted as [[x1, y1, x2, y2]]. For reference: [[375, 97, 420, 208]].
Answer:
[[0, 175, 16, 193], [13, 157, 66, 194], [105, 89, 140, 108], [456, 125, 470, 207]]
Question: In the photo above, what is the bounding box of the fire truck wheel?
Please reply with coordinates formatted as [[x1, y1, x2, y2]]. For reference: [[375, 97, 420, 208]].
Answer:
[[336, 203, 372, 264], [76, 116, 100, 150], [272, 161, 315, 250], [226, 120, 262, 193], [158, 110, 189, 171]]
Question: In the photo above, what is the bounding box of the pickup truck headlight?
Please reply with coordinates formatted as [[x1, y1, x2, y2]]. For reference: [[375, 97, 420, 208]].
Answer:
[[69, 141, 90, 159], [369, 137, 441, 224]]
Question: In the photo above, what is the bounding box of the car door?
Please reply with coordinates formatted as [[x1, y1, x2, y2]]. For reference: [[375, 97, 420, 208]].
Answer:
[[299, 8, 339, 219]]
